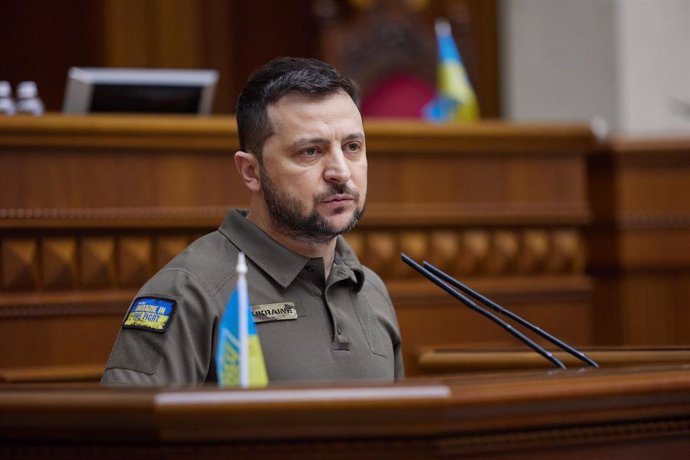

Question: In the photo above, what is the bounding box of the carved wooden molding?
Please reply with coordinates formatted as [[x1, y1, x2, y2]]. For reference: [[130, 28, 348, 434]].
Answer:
[[0, 206, 227, 228], [0, 226, 585, 294], [361, 227, 585, 278], [617, 213, 690, 231], [0, 201, 589, 228], [0, 290, 134, 319], [0, 233, 195, 292]]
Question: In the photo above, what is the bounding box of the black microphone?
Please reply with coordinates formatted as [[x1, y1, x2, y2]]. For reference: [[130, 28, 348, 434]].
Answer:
[[401, 253, 567, 370], [422, 260, 599, 368]]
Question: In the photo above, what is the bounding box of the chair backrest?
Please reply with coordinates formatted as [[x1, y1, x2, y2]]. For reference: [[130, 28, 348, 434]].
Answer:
[[315, 0, 439, 118]]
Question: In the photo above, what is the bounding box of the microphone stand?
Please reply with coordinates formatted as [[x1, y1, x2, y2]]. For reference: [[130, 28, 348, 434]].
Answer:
[[401, 253, 567, 370], [422, 260, 599, 368]]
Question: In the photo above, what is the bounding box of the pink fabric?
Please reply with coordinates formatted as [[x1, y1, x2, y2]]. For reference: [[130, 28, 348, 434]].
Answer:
[[360, 74, 435, 119]]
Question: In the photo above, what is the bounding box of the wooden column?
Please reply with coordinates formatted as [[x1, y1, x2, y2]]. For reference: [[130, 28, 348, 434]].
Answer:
[[588, 137, 690, 346]]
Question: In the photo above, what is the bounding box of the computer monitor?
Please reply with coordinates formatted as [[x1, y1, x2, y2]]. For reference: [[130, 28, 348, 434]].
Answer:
[[62, 67, 219, 114]]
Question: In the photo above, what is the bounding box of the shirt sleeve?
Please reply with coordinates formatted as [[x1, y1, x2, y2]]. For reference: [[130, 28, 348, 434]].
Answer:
[[101, 268, 220, 385]]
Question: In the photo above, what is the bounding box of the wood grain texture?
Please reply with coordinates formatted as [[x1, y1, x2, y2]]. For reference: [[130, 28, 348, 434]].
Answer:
[[1, 365, 689, 459], [588, 136, 690, 346], [1, 115, 594, 375]]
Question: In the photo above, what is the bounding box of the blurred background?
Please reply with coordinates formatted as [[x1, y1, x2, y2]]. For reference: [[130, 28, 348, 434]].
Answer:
[[1, 0, 688, 134]]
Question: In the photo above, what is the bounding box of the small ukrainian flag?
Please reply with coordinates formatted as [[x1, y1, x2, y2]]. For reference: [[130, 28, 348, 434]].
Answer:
[[216, 252, 268, 388], [424, 18, 480, 122]]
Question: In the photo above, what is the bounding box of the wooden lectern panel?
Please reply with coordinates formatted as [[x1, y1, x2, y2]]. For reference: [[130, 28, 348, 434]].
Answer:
[[1, 365, 689, 459]]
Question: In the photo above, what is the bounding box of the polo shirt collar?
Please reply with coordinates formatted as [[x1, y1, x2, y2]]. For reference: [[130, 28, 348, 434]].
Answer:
[[219, 209, 365, 290], [335, 234, 365, 291]]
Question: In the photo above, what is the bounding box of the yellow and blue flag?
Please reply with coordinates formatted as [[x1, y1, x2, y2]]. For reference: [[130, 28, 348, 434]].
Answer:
[[424, 18, 479, 122], [216, 252, 268, 388]]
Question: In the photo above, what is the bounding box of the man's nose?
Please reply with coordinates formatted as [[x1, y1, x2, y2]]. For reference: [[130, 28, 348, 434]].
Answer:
[[323, 149, 351, 184]]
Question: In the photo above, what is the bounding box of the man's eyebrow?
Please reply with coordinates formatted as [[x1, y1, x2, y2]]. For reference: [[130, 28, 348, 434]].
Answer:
[[343, 132, 365, 142], [290, 137, 328, 150], [290, 132, 365, 150]]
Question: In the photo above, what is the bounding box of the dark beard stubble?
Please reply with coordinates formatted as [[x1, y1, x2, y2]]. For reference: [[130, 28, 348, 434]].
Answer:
[[259, 166, 365, 245]]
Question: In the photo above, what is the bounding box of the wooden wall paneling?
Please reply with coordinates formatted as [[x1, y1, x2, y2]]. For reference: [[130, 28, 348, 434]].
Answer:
[[153, 0, 202, 69], [473, 0, 500, 117], [0, 315, 121, 369], [80, 236, 116, 288], [103, 0, 203, 69], [0, 116, 240, 210], [0, 285, 132, 369], [0, 115, 594, 377], [229, 0, 321, 104], [41, 236, 78, 290], [0, 117, 240, 373], [199, 0, 236, 114], [617, 273, 690, 345], [103, 0, 152, 67], [117, 235, 154, 288], [0, 0, 106, 111], [588, 137, 690, 346], [1, 237, 39, 291]]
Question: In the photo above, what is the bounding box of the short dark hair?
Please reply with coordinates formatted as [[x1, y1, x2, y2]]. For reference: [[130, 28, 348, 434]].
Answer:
[[236, 57, 360, 157]]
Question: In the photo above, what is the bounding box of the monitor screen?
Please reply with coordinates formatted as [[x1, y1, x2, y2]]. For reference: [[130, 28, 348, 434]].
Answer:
[[62, 67, 219, 114]]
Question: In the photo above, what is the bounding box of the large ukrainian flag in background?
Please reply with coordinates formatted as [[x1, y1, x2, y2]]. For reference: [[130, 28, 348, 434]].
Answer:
[[216, 252, 268, 388], [424, 18, 480, 122]]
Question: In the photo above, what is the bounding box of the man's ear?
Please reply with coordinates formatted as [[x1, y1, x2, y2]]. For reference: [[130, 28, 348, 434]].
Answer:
[[234, 151, 261, 192]]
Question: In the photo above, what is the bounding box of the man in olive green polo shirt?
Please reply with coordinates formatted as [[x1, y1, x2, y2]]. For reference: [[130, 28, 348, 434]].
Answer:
[[101, 57, 404, 385]]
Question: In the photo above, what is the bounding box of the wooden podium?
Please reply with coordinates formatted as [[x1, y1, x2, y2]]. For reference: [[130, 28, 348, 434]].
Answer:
[[2, 365, 690, 459]]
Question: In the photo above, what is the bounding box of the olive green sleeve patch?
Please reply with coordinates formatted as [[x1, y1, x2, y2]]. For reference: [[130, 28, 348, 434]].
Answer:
[[123, 297, 176, 333]]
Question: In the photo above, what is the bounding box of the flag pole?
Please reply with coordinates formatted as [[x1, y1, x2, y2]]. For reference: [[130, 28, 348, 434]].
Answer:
[[237, 252, 249, 388]]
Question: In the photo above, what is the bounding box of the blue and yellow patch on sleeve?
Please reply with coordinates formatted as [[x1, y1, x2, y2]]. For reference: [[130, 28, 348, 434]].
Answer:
[[123, 297, 176, 333]]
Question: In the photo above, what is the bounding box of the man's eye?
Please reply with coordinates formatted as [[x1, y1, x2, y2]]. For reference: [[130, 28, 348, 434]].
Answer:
[[345, 142, 360, 152], [302, 147, 318, 156]]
